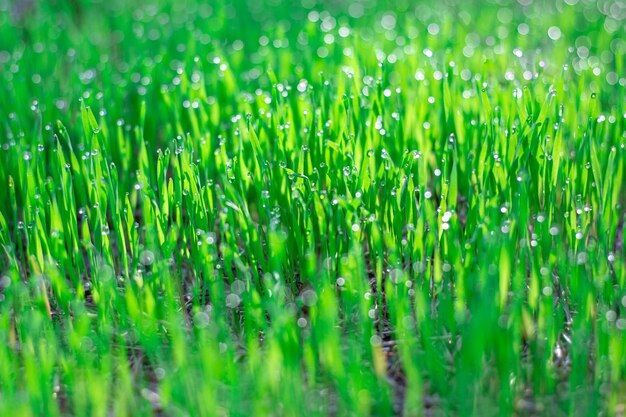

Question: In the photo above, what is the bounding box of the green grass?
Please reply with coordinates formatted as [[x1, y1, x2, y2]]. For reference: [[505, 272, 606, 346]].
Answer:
[[0, 0, 625, 415]]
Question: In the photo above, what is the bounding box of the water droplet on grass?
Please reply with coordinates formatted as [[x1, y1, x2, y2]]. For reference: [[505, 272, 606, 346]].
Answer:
[[225, 293, 241, 308], [370, 335, 382, 346], [140, 250, 155, 266], [299, 289, 317, 306]]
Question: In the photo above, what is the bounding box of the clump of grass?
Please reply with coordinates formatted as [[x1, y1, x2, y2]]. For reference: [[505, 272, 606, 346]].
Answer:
[[0, 0, 624, 416]]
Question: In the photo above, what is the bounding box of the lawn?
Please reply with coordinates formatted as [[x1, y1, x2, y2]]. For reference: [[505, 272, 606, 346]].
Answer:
[[0, 0, 625, 416]]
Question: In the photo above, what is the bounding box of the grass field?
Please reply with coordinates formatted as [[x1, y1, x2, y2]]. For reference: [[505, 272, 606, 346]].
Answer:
[[0, 0, 625, 415]]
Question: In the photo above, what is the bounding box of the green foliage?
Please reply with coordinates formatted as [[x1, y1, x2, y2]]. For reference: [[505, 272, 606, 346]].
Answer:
[[0, 0, 625, 415]]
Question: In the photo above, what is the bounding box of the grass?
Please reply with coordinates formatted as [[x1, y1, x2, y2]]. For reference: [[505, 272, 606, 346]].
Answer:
[[0, 0, 625, 415]]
